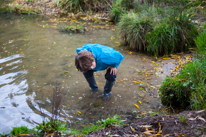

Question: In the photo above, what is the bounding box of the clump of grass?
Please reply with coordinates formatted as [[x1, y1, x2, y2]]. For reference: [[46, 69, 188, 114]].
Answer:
[[36, 120, 68, 136], [10, 126, 35, 136], [60, 0, 112, 13], [97, 114, 124, 128], [159, 31, 206, 110], [179, 115, 187, 123], [147, 12, 198, 56], [117, 12, 153, 51], [62, 24, 86, 33], [69, 114, 124, 136]]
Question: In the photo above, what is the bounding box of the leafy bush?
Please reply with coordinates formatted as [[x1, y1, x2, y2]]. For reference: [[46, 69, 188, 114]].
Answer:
[[36, 120, 68, 136], [118, 12, 153, 51]]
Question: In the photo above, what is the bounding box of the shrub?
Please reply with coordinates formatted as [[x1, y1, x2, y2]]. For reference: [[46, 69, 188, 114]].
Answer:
[[159, 76, 191, 109], [117, 12, 153, 51]]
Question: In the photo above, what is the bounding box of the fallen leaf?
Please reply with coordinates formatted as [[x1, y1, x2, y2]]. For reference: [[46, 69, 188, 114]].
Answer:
[[130, 126, 136, 132], [128, 51, 133, 54], [162, 58, 171, 60], [97, 82, 104, 85], [134, 104, 140, 109], [139, 101, 142, 104], [133, 80, 142, 84], [77, 111, 82, 114]]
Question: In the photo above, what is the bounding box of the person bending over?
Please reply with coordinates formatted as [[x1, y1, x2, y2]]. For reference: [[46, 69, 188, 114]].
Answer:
[[75, 44, 124, 100]]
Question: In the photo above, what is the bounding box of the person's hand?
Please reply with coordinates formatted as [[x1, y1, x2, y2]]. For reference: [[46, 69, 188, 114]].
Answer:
[[107, 66, 117, 75]]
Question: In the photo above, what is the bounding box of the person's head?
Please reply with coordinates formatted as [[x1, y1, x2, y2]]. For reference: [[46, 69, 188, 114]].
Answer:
[[75, 50, 96, 72]]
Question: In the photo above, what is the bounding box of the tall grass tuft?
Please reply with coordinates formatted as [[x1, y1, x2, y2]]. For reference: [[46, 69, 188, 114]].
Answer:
[[147, 11, 198, 56], [117, 12, 153, 51], [109, 0, 127, 24], [171, 12, 198, 52], [147, 19, 177, 56], [60, 0, 112, 13]]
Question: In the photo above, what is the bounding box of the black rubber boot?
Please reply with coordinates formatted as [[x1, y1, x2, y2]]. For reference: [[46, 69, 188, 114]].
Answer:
[[103, 80, 115, 100], [85, 75, 98, 91]]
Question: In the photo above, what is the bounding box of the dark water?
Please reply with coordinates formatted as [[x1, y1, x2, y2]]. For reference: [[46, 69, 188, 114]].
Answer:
[[0, 13, 165, 133]]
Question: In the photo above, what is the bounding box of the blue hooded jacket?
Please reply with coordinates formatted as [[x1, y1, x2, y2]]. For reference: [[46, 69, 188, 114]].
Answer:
[[76, 44, 124, 71]]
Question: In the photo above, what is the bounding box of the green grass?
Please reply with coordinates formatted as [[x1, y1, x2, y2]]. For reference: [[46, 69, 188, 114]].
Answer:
[[62, 24, 86, 33], [36, 120, 68, 136], [3, 115, 124, 136], [159, 31, 206, 110], [10, 126, 36, 136], [147, 11, 198, 56], [179, 115, 187, 123], [69, 114, 124, 136], [117, 12, 153, 51]]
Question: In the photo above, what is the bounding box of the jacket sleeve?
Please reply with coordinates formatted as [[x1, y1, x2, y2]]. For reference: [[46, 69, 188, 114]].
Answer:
[[101, 49, 124, 68]]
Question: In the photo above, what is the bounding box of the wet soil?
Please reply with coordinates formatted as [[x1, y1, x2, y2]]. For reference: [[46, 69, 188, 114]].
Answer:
[[84, 110, 206, 137]]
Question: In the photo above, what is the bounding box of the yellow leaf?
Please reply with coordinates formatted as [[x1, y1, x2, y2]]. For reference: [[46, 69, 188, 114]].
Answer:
[[138, 101, 142, 104], [171, 62, 176, 64], [97, 82, 104, 85], [134, 104, 140, 109], [147, 101, 150, 103], [151, 61, 156, 63], [77, 111, 82, 114], [110, 36, 115, 40], [133, 81, 142, 84], [164, 134, 170, 137], [181, 133, 187, 136], [130, 126, 136, 132], [142, 90, 146, 93], [115, 42, 120, 46], [175, 134, 181, 137], [200, 95, 204, 101], [128, 51, 133, 54], [163, 58, 171, 60]]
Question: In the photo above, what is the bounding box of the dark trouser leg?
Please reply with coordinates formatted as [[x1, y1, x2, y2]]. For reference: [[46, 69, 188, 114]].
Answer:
[[83, 70, 98, 91], [103, 68, 116, 98]]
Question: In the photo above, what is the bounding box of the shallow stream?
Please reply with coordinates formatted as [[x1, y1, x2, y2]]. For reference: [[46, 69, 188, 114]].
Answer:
[[0, 13, 174, 133]]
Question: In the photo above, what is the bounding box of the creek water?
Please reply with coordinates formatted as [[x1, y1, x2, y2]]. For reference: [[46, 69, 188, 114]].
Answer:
[[0, 13, 167, 133]]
